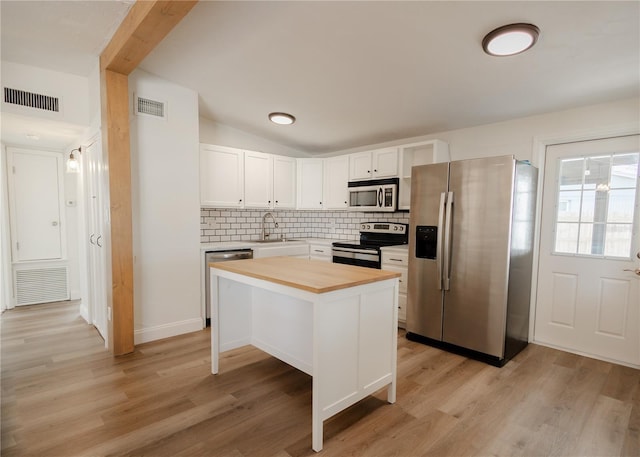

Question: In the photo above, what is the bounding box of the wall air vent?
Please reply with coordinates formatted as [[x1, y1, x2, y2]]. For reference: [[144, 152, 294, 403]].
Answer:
[[136, 96, 166, 119], [14, 267, 69, 306], [4, 87, 60, 112]]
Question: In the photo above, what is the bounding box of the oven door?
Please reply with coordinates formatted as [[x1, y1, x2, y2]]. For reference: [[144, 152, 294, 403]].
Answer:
[[332, 246, 380, 269]]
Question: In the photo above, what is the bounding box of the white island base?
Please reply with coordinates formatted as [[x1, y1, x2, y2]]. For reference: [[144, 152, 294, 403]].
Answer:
[[209, 257, 399, 452]]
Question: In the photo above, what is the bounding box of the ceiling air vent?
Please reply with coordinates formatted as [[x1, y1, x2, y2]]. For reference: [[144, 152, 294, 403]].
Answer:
[[4, 87, 59, 112], [136, 96, 166, 119]]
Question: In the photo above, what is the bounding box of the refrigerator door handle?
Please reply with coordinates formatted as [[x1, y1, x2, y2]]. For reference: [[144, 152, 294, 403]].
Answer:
[[443, 191, 454, 291], [437, 192, 447, 290]]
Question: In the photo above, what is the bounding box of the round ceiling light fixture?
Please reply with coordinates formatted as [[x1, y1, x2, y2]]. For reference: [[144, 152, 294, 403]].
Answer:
[[482, 23, 540, 56], [268, 112, 296, 125]]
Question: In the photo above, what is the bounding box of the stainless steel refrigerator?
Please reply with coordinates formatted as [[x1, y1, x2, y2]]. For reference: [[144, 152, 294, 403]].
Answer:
[[406, 155, 537, 366]]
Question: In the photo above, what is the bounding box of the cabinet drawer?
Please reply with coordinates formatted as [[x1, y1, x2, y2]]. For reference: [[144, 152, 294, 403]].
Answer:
[[309, 245, 331, 257], [381, 251, 408, 267]]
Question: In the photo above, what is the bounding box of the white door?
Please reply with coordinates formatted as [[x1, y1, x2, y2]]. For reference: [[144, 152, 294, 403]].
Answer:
[[200, 145, 244, 207], [535, 135, 640, 366], [83, 140, 108, 341], [7, 148, 64, 261], [296, 159, 324, 210]]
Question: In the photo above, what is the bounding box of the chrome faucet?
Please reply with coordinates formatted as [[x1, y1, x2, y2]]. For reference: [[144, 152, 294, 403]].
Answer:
[[261, 212, 279, 240]]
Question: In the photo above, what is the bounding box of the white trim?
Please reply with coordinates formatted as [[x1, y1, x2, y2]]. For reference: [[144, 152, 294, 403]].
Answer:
[[532, 341, 640, 370], [134, 318, 204, 345], [529, 122, 640, 343]]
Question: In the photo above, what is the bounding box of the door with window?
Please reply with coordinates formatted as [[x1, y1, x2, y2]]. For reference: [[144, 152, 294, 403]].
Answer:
[[535, 135, 640, 366]]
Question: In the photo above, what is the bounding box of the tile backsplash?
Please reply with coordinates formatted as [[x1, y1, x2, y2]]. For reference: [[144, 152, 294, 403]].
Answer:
[[201, 208, 410, 243]]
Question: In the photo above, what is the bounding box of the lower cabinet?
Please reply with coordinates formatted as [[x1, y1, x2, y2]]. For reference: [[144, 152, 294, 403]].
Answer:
[[381, 247, 408, 327]]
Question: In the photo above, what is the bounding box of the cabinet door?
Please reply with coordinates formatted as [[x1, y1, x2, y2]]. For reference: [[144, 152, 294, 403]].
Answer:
[[297, 159, 324, 209], [349, 151, 372, 181], [244, 150, 273, 208], [273, 155, 296, 209], [372, 148, 399, 178], [323, 156, 349, 209], [200, 145, 244, 207]]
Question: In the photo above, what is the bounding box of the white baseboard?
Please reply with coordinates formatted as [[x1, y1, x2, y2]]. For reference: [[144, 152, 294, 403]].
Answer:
[[79, 301, 90, 324], [134, 318, 204, 345]]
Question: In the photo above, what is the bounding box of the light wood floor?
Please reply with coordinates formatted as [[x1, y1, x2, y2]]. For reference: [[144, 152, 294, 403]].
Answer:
[[1, 301, 638, 457]]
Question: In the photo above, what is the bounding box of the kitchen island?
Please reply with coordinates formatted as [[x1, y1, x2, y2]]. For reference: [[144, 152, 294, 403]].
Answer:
[[209, 257, 400, 452]]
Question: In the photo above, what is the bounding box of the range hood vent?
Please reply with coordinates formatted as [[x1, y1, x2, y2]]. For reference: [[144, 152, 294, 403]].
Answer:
[[136, 96, 166, 118], [4, 87, 60, 112]]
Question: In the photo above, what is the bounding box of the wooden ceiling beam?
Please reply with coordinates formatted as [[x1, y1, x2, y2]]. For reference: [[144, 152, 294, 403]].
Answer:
[[101, 0, 198, 75], [99, 0, 198, 355]]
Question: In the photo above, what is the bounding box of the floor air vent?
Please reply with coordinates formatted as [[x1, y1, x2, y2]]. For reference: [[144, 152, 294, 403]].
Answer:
[[4, 87, 60, 112], [136, 96, 165, 118], [15, 267, 69, 306]]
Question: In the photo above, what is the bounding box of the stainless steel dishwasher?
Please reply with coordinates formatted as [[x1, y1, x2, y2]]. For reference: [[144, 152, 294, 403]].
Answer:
[[205, 249, 253, 326]]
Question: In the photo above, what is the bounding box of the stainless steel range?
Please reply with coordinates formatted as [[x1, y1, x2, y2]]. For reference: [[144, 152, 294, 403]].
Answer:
[[332, 222, 408, 269]]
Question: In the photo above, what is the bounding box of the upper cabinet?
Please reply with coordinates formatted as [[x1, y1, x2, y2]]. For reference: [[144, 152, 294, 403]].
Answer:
[[348, 147, 399, 181], [200, 144, 296, 209], [273, 156, 297, 209], [244, 150, 273, 208], [296, 159, 324, 210], [323, 155, 349, 209], [397, 140, 450, 210], [200, 144, 244, 207]]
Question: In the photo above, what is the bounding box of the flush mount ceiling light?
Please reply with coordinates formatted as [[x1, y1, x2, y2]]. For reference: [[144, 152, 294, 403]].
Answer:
[[268, 112, 296, 125], [482, 23, 540, 56]]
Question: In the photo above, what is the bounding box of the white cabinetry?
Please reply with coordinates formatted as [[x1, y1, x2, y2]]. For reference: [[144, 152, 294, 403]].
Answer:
[[323, 156, 349, 209], [273, 155, 296, 209], [200, 144, 244, 208], [244, 150, 273, 208], [349, 147, 399, 181], [297, 159, 324, 210], [398, 140, 450, 210], [200, 144, 296, 209], [381, 246, 408, 327], [308, 241, 333, 262]]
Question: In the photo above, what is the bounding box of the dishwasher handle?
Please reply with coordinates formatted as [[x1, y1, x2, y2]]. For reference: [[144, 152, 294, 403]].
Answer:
[[206, 250, 253, 261]]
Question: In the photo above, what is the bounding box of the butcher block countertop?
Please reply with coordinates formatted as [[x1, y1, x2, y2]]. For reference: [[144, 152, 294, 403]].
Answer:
[[209, 257, 400, 294]]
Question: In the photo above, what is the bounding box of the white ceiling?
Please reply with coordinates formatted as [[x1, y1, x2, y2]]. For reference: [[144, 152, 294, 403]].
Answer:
[[1, 1, 639, 154]]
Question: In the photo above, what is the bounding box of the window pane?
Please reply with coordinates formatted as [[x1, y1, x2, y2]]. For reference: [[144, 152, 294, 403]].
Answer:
[[584, 155, 610, 189], [604, 224, 633, 257], [559, 158, 585, 190], [555, 223, 578, 254], [580, 190, 596, 222], [557, 190, 581, 222], [610, 153, 639, 189], [578, 223, 606, 256], [607, 189, 636, 223]]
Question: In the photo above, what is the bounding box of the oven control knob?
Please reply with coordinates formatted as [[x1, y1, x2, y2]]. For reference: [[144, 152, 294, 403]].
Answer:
[[361, 224, 366, 230], [394, 226, 398, 231], [366, 224, 371, 229]]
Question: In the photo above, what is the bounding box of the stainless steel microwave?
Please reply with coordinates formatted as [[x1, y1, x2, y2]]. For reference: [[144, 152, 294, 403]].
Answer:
[[348, 178, 398, 212]]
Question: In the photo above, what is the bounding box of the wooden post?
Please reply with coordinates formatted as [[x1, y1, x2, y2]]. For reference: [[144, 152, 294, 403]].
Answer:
[[99, 0, 198, 355]]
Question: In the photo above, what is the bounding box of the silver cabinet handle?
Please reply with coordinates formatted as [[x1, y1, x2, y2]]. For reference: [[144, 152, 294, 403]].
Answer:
[[96, 235, 103, 248], [90, 234, 95, 245], [389, 258, 404, 262]]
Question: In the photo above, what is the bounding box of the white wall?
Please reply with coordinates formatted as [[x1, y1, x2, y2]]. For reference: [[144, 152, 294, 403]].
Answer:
[[0, 144, 10, 312], [129, 69, 202, 344], [327, 97, 640, 162], [199, 117, 308, 158], [1, 61, 90, 126]]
